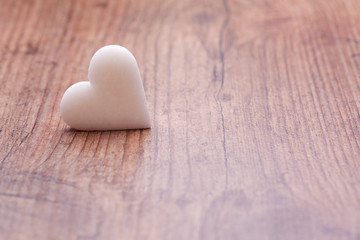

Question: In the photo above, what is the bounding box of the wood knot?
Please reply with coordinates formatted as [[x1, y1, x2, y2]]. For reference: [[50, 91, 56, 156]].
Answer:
[[95, 2, 107, 8], [25, 42, 39, 55], [192, 12, 215, 24]]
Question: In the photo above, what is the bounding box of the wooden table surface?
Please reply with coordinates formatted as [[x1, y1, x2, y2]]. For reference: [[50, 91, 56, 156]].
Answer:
[[1, 0, 360, 239]]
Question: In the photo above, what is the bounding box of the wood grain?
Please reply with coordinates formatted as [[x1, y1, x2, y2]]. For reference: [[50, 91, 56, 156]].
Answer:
[[1, 0, 360, 239]]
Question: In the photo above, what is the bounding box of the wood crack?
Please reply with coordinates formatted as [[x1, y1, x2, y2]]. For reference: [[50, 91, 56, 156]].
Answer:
[[217, 0, 230, 187]]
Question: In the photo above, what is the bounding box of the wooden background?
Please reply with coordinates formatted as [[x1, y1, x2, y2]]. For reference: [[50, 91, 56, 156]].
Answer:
[[1, 0, 360, 239]]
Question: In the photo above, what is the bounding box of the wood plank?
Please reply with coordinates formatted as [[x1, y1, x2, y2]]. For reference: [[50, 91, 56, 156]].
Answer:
[[0, 0, 360, 239]]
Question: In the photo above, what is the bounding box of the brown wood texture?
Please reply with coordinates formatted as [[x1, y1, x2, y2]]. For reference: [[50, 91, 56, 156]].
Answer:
[[1, 0, 360, 239]]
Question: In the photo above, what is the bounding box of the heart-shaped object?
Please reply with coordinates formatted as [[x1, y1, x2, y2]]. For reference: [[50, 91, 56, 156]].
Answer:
[[60, 45, 151, 130]]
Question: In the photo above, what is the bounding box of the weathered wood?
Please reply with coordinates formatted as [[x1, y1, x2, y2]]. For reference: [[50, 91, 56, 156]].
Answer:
[[1, 0, 360, 239]]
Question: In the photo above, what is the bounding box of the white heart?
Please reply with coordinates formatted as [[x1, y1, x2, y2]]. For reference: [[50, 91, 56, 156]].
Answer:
[[60, 45, 151, 131]]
